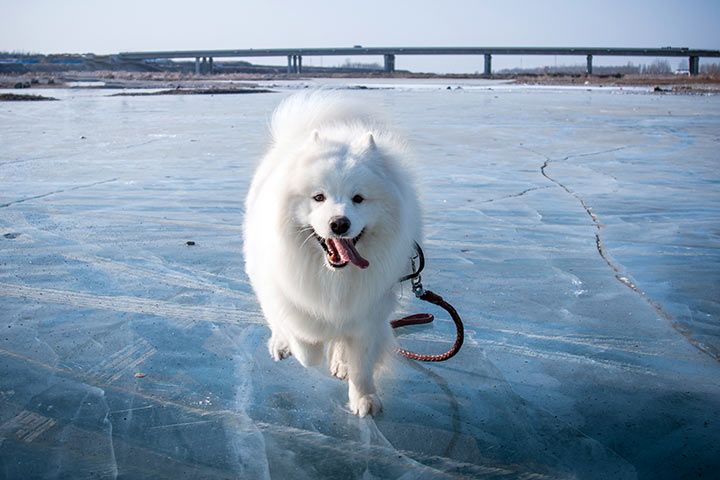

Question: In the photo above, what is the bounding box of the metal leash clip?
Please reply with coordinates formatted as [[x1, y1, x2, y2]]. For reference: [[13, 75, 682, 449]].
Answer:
[[409, 256, 425, 298], [411, 275, 425, 298]]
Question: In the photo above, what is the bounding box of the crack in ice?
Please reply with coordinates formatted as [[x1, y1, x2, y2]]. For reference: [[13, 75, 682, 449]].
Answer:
[[521, 144, 719, 362], [480, 185, 552, 204], [0, 178, 118, 208]]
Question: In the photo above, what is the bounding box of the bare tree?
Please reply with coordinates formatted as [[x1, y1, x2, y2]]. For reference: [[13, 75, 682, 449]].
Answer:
[[640, 59, 673, 75], [701, 62, 720, 74], [340, 59, 382, 70]]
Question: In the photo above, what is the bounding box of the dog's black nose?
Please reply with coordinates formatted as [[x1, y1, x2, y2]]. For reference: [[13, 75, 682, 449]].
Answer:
[[330, 216, 351, 235]]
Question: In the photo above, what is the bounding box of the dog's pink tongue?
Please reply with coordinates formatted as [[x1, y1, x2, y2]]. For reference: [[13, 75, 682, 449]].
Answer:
[[327, 238, 369, 269]]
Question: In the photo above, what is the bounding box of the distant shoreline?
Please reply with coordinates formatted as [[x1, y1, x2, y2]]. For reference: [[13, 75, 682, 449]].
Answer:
[[2, 70, 720, 94]]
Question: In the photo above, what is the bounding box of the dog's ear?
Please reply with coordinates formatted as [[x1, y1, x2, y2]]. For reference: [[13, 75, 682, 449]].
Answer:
[[356, 132, 376, 152]]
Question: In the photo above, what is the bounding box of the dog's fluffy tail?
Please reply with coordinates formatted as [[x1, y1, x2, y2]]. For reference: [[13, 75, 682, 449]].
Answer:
[[270, 91, 380, 144]]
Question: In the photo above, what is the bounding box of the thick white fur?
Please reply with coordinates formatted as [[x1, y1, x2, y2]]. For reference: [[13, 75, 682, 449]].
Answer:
[[243, 92, 421, 416]]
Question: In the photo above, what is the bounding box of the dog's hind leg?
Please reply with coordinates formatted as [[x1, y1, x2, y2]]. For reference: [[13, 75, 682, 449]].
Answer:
[[261, 293, 324, 367], [267, 328, 323, 366], [287, 335, 324, 367], [268, 330, 292, 361], [329, 341, 349, 380]]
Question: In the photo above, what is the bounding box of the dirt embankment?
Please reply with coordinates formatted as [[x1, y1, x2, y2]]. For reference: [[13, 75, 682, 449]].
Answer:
[[509, 73, 720, 92], [109, 88, 273, 96], [0, 93, 57, 101]]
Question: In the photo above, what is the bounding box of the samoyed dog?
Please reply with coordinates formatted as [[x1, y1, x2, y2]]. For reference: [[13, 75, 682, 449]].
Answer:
[[243, 92, 421, 416]]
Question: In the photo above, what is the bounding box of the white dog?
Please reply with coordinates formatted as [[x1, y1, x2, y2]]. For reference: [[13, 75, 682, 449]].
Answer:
[[243, 92, 421, 416]]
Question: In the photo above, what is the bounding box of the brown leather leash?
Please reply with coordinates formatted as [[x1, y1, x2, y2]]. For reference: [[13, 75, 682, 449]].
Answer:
[[391, 243, 464, 362]]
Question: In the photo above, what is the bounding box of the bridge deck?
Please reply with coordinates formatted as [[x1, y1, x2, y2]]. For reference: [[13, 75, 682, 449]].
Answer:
[[118, 46, 720, 60]]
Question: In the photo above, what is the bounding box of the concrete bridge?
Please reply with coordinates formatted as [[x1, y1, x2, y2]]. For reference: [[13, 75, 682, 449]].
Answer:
[[117, 46, 720, 75]]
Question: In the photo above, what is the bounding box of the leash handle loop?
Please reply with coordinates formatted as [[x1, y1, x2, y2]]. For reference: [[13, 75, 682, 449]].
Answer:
[[394, 242, 465, 362], [393, 289, 465, 362]]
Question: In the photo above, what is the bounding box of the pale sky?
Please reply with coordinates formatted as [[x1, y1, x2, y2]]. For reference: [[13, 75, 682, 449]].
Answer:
[[2, 0, 719, 72]]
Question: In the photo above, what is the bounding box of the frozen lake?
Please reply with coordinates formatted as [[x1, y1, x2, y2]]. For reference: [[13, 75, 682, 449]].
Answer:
[[1, 84, 719, 479]]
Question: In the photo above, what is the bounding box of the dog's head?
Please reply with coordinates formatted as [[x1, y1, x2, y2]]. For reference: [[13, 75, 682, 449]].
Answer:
[[288, 130, 403, 270]]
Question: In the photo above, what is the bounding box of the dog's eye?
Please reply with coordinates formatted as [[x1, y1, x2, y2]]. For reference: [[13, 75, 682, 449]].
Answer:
[[352, 195, 364, 204], [312, 193, 326, 202]]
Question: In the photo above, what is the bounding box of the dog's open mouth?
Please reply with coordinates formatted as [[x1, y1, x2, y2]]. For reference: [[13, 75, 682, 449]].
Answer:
[[314, 229, 369, 269]]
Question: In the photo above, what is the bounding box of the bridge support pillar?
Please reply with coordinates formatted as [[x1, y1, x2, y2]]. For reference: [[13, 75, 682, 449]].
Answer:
[[292, 55, 297, 73], [483, 54, 492, 76], [586, 54, 593, 75], [287, 55, 292, 74], [195, 57, 200, 75], [201, 57, 207, 74], [298, 55, 302, 73], [689, 56, 699, 75], [208, 57, 214, 74], [383, 54, 395, 72]]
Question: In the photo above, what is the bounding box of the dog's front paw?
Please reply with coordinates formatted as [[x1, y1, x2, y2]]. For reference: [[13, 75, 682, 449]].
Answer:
[[349, 394, 382, 417], [268, 334, 292, 361], [330, 359, 349, 380]]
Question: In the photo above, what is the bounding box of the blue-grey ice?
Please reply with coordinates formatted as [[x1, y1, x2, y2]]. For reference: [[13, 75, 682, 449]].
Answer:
[[1, 84, 719, 479]]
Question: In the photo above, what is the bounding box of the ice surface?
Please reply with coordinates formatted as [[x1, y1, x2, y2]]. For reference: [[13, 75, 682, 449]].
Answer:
[[1, 85, 719, 479]]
